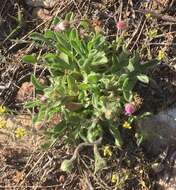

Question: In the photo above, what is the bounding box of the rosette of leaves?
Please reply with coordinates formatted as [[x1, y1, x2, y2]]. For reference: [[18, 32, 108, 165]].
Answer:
[[24, 13, 157, 149]]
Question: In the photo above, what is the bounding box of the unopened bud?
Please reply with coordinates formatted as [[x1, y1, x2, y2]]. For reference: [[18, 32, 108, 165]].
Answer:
[[54, 21, 70, 31], [40, 95, 47, 102], [60, 159, 74, 172], [116, 21, 126, 30]]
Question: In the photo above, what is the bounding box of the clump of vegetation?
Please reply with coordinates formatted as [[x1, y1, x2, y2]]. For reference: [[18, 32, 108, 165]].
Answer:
[[24, 13, 157, 172]]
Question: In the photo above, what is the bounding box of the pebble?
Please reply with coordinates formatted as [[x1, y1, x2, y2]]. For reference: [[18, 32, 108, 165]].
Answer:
[[25, 0, 58, 9], [32, 8, 52, 21], [137, 107, 176, 155], [151, 162, 164, 173]]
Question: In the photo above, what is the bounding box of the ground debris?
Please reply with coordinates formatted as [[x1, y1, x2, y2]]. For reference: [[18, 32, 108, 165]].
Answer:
[[25, 0, 58, 9]]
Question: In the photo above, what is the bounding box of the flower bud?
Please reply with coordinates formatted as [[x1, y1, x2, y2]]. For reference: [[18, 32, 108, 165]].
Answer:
[[50, 114, 61, 126], [124, 102, 136, 116], [54, 21, 70, 31], [60, 159, 74, 172], [94, 145, 106, 173], [105, 109, 113, 120], [40, 95, 47, 102], [116, 21, 126, 30]]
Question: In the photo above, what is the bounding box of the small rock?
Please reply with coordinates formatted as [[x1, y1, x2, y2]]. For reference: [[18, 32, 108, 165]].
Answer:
[[151, 162, 164, 173], [158, 177, 176, 190], [32, 8, 52, 21], [16, 82, 34, 102], [137, 107, 176, 155], [25, 0, 58, 9]]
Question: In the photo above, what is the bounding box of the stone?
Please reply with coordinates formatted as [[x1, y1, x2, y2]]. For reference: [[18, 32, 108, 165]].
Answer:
[[138, 109, 176, 189], [158, 177, 176, 190], [32, 8, 52, 21], [16, 82, 34, 102], [137, 107, 176, 155], [152, 162, 164, 173], [25, 0, 58, 9]]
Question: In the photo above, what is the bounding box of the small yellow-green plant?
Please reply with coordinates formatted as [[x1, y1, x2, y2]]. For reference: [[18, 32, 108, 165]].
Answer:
[[15, 127, 26, 138], [0, 106, 6, 114], [148, 29, 158, 40], [0, 119, 7, 129]]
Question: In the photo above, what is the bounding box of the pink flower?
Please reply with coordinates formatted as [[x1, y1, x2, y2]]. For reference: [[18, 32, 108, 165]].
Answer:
[[116, 21, 126, 30], [40, 95, 47, 102], [54, 21, 70, 31], [140, 61, 145, 65], [124, 103, 136, 116]]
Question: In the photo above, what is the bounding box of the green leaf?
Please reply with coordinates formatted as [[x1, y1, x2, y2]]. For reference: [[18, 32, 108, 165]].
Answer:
[[87, 122, 102, 143], [138, 112, 152, 121], [126, 52, 140, 72], [84, 50, 108, 68], [87, 34, 106, 51], [69, 28, 78, 41], [94, 145, 106, 173], [32, 115, 38, 124], [56, 43, 73, 59], [123, 90, 133, 102], [93, 52, 108, 65], [70, 71, 82, 81], [52, 122, 67, 138], [67, 75, 78, 95], [23, 55, 37, 64], [25, 100, 40, 108], [65, 12, 74, 21], [80, 20, 90, 29], [41, 140, 53, 150], [117, 48, 129, 67], [79, 128, 88, 142], [44, 30, 56, 40], [127, 59, 135, 72], [79, 83, 89, 90], [117, 74, 128, 87], [122, 77, 136, 101], [56, 32, 70, 47], [70, 40, 85, 57], [44, 53, 72, 70], [137, 74, 149, 84], [36, 105, 47, 122], [30, 32, 46, 42], [109, 123, 123, 148], [115, 36, 124, 47], [52, 16, 61, 25], [59, 52, 69, 63], [87, 72, 100, 84], [31, 74, 45, 91], [135, 132, 145, 147]]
